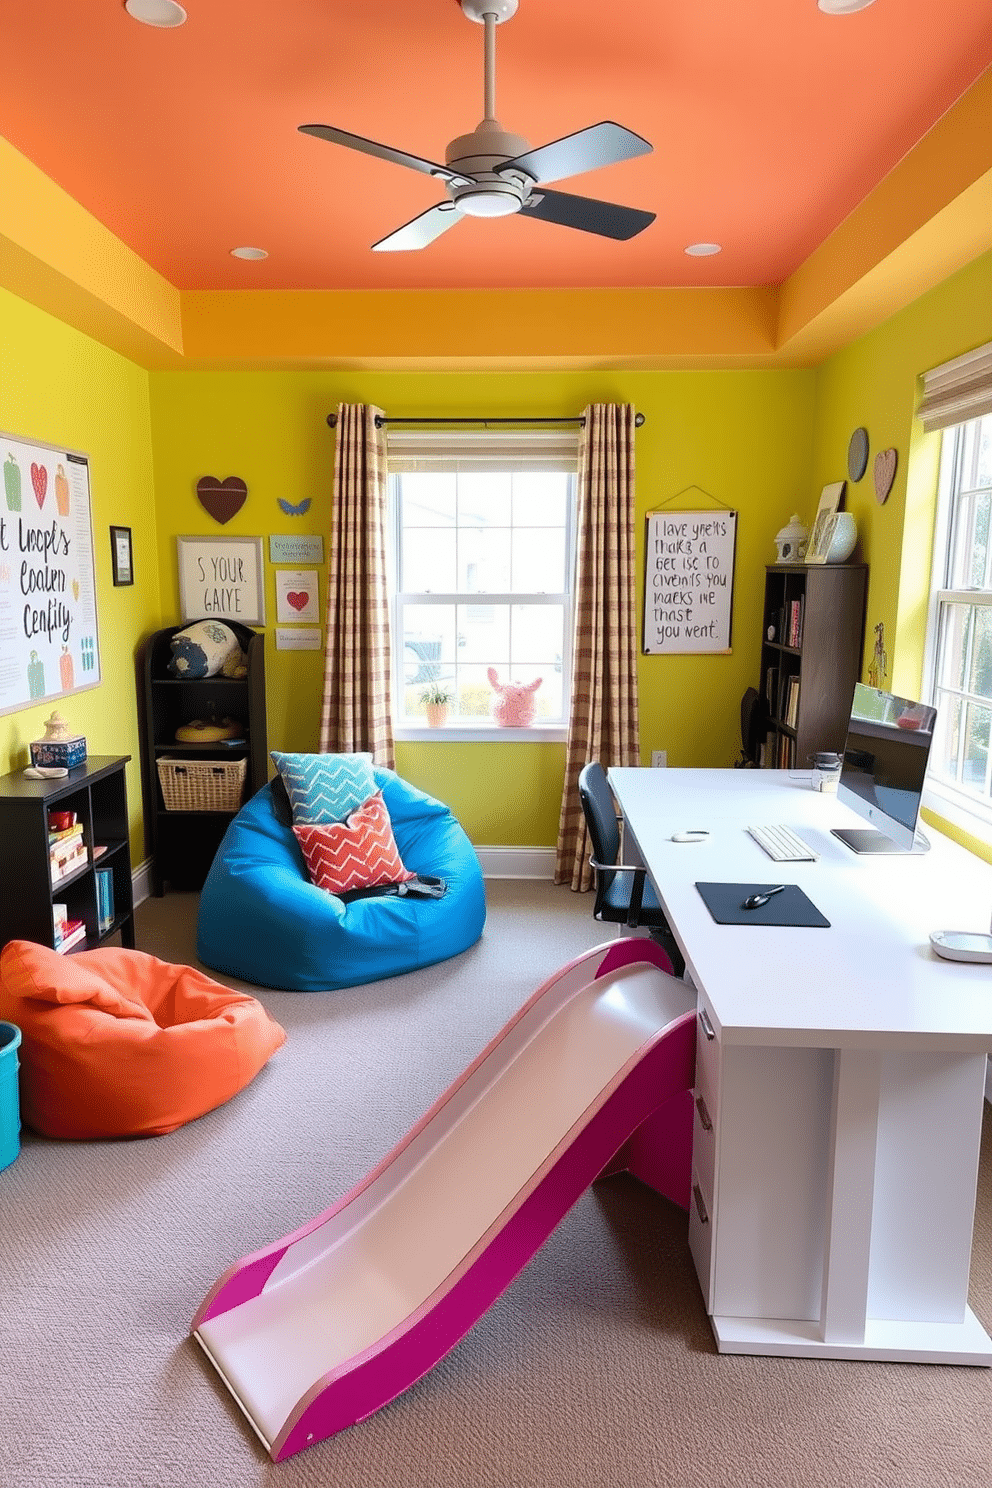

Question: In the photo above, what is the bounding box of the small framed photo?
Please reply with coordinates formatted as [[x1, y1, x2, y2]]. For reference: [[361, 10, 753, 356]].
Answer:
[[110, 525, 133, 586], [807, 481, 846, 564]]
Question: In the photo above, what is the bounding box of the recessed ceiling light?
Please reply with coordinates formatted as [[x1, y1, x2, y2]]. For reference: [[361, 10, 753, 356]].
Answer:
[[817, 0, 877, 13], [684, 242, 722, 257], [124, 1, 188, 28], [230, 246, 269, 261]]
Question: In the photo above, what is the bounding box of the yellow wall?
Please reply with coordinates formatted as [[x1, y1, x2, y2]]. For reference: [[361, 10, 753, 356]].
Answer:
[[1, 250, 989, 859], [148, 367, 814, 844], [0, 287, 161, 865], [809, 250, 992, 860]]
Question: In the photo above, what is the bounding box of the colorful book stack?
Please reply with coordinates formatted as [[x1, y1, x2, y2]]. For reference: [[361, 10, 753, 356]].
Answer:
[[96, 868, 115, 934], [52, 903, 87, 953], [49, 811, 87, 886]]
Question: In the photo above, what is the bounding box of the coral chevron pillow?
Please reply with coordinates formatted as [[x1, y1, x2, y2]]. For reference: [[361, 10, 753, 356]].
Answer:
[[293, 792, 415, 896]]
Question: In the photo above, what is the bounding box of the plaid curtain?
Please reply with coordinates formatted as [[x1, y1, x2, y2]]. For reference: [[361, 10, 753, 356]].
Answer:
[[554, 403, 641, 889], [319, 403, 395, 767]]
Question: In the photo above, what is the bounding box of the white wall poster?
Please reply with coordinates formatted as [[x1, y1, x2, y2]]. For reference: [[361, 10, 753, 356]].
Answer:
[[0, 430, 101, 717], [642, 509, 737, 654], [274, 569, 319, 624]]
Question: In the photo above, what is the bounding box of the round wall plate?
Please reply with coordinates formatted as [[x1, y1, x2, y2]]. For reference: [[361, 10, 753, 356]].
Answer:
[[847, 426, 869, 482]]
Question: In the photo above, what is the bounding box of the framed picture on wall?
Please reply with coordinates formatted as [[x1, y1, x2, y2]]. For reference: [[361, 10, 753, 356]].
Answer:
[[110, 526, 133, 586], [177, 535, 266, 625], [807, 482, 846, 564]]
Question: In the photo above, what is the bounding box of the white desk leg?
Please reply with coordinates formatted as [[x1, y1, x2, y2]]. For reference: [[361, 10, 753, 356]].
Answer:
[[820, 1050, 880, 1346]]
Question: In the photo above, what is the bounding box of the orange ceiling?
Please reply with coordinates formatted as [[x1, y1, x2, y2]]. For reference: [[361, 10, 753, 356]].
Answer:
[[1, 0, 990, 296]]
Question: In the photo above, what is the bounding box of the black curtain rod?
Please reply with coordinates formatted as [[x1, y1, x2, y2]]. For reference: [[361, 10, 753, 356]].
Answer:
[[326, 412, 646, 429]]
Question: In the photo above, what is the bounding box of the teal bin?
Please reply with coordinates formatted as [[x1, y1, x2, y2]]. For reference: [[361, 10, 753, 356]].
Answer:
[[0, 1021, 23, 1172]]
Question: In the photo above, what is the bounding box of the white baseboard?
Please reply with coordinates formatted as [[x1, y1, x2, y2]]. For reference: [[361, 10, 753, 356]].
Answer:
[[475, 846, 556, 879], [132, 858, 153, 907], [131, 849, 557, 896]]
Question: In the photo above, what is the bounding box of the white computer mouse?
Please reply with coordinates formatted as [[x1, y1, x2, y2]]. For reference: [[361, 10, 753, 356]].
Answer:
[[671, 830, 709, 843]]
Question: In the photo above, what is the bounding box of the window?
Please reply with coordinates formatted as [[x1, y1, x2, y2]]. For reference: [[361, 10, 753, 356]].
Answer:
[[388, 428, 578, 737], [923, 412, 992, 831]]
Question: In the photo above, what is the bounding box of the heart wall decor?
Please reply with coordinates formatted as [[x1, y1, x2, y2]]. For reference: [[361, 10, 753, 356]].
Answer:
[[30, 462, 47, 507], [196, 475, 248, 525], [874, 448, 898, 505]]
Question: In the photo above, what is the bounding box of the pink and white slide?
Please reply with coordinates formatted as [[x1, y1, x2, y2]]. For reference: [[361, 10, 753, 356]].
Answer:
[[192, 939, 696, 1460]]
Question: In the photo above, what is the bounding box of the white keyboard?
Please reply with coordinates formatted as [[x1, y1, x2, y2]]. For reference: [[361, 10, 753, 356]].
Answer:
[[747, 824, 819, 862]]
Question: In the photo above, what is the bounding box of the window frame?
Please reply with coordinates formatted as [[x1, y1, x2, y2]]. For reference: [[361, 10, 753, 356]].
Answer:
[[921, 412, 992, 840], [388, 460, 578, 742]]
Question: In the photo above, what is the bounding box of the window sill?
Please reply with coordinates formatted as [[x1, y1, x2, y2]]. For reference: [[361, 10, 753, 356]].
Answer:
[[395, 724, 568, 744], [922, 778, 992, 849]]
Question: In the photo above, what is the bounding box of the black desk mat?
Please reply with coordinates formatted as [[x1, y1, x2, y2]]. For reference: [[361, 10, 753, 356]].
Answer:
[[695, 881, 830, 928]]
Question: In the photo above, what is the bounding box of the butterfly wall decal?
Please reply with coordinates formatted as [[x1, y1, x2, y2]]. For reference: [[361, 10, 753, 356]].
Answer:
[[277, 498, 312, 517]]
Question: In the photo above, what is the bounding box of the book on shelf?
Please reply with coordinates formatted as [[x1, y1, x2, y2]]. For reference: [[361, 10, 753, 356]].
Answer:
[[785, 675, 800, 727], [49, 823, 84, 846], [96, 867, 115, 933], [54, 917, 87, 953], [51, 842, 87, 884], [92, 843, 108, 860], [787, 598, 804, 648]]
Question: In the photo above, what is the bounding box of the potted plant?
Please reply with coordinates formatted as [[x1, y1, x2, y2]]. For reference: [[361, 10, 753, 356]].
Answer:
[[420, 683, 452, 728]]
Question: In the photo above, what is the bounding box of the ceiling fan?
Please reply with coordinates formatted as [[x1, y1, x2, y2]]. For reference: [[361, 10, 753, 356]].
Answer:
[[298, 0, 655, 252]]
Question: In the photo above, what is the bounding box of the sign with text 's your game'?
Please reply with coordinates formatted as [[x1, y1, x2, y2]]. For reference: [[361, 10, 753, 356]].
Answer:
[[0, 431, 101, 718], [642, 509, 737, 654]]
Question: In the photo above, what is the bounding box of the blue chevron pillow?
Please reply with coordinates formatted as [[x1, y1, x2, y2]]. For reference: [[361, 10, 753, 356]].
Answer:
[[270, 751, 375, 825]]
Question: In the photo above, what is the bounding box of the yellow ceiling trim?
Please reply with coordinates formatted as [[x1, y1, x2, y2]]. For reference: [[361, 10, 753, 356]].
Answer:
[[777, 67, 992, 351], [0, 136, 183, 358], [176, 286, 780, 370]]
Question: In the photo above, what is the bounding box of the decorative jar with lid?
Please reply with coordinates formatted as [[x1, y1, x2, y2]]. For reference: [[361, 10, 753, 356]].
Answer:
[[30, 711, 87, 769], [773, 514, 809, 563]]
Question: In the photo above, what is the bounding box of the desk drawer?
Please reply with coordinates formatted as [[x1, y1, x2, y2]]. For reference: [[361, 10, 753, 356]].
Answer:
[[694, 997, 721, 1117], [688, 1164, 714, 1308], [691, 1093, 717, 1202]]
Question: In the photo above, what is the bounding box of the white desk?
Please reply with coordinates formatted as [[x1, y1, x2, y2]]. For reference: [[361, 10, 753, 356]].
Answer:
[[609, 767, 992, 1365]]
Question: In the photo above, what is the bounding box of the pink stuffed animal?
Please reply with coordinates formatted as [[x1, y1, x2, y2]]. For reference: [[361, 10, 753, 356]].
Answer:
[[487, 668, 542, 728]]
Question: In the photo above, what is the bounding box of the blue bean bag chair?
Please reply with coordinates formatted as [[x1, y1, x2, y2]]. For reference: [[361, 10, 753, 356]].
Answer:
[[196, 769, 486, 992]]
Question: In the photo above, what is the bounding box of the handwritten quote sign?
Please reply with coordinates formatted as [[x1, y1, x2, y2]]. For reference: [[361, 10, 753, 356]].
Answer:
[[177, 536, 266, 625], [642, 509, 737, 654], [0, 430, 101, 717]]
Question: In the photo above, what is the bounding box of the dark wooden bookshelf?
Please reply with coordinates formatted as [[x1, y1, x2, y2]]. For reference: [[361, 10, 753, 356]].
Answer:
[[140, 622, 267, 894], [0, 754, 135, 952], [758, 563, 868, 769]]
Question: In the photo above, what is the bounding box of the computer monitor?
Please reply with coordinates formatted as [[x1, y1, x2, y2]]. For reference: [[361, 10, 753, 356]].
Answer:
[[832, 683, 938, 854]]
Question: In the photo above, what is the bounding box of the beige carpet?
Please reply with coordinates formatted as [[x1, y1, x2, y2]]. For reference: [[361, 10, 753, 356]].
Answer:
[[2, 879, 991, 1487]]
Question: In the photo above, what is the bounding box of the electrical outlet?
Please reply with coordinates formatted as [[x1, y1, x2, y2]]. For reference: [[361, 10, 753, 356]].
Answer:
[[651, 750, 667, 768]]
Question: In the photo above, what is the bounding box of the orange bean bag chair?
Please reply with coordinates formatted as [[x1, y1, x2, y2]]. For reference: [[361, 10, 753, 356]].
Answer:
[[0, 940, 286, 1139]]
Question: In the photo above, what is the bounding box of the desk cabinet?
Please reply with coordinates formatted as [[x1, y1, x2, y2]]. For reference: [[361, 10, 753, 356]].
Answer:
[[687, 989, 990, 1360], [0, 755, 135, 952], [759, 563, 867, 768]]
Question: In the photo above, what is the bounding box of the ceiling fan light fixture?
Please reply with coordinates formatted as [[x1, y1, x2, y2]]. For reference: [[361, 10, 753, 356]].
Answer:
[[454, 188, 522, 218], [684, 242, 722, 257], [816, 0, 877, 13], [124, 0, 187, 27]]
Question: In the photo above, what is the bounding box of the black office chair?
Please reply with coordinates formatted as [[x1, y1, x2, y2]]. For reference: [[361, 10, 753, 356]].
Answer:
[[577, 761, 685, 976]]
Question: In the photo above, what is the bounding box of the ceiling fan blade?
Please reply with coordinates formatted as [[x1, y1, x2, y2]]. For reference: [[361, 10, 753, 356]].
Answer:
[[520, 188, 654, 241], [498, 122, 651, 186], [372, 203, 462, 253], [299, 124, 469, 186]]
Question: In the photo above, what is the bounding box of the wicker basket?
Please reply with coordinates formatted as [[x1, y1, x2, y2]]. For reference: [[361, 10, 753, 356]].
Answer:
[[157, 756, 247, 812]]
